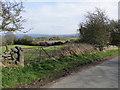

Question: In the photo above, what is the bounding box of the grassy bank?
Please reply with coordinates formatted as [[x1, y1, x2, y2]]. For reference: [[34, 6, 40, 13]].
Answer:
[[2, 49, 120, 88]]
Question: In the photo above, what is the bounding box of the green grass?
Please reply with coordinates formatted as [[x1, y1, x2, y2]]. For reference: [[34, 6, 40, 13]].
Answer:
[[1, 45, 38, 53], [44, 45, 64, 50], [2, 49, 120, 88]]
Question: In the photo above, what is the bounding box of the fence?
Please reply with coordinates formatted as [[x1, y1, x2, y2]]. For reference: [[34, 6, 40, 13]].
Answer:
[[23, 43, 97, 66], [23, 46, 60, 65]]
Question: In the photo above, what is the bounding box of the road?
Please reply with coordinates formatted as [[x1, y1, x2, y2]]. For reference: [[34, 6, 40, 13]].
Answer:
[[48, 56, 119, 88]]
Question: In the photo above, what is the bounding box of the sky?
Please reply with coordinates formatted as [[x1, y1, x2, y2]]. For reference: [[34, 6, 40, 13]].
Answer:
[[15, 0, 119, 35]]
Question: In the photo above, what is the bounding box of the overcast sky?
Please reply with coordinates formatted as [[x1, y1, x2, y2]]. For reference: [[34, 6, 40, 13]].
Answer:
[[18, 0, 119, 35]]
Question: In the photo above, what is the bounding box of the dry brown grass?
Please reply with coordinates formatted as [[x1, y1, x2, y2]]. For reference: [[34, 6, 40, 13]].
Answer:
[[57, 43, 97, 57], [104, 45, 118, 51]]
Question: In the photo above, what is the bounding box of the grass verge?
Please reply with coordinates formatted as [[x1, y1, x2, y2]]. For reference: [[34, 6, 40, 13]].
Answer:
[[2, 49, 120, 88]]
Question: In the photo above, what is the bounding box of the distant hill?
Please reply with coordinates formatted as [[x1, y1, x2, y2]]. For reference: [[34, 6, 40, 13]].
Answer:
[[15, 34, 79, 38]]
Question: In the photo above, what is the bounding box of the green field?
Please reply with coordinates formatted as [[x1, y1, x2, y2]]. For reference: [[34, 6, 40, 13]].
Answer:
[[1, 45, 38, 52], [23, 45, 65, 64]]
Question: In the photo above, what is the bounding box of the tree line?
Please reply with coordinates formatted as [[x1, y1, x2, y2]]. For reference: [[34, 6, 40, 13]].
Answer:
[[1, 32, 66, 46]]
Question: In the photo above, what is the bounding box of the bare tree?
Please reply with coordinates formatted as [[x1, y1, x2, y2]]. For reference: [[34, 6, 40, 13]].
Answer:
[[0, 0, 25, 51], [0, 0, 25, 32]]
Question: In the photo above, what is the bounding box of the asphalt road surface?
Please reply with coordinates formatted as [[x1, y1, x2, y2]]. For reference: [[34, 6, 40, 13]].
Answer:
[[48, 56, 119, 88]]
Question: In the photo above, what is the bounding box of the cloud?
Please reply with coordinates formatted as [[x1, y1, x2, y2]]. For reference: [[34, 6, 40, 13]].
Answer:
[[22, 2, 118, 34], [21, 0, 119, 3]]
